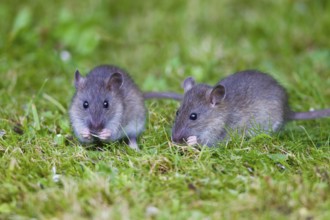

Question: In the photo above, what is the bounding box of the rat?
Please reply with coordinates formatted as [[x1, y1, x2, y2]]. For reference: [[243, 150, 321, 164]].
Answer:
[[171, 70, 330, 147], [69, 64, 182, 150]]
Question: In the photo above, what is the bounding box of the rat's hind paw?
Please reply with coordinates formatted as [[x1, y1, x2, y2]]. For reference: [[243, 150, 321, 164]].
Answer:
[[128, 136, 140, 151]]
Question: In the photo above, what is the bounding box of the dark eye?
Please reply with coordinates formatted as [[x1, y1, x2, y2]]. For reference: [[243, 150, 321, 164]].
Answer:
[[176, 110, 179, 116], [103, 100, 109, 108], [189, 113, 197, 120], [83, 101, 89, 109]]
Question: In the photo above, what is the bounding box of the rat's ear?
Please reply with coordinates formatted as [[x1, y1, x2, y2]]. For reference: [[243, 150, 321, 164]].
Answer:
[[74, 69, 85, 90], [182, 77, 195, 93], [107, 72, 123, 90], [209, 84, 226, 106]]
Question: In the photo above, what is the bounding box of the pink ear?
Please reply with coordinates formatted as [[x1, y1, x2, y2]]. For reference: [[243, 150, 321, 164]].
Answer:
[[209, 84, 225, 106], [106, 72, 123, 90], [74, 70, 85, 89], [182, 77, 195, 93]]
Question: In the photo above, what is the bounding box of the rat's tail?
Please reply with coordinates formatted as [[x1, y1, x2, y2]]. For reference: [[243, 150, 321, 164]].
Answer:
[[143, 92, 183, 101], [288, 108, 330, 120]]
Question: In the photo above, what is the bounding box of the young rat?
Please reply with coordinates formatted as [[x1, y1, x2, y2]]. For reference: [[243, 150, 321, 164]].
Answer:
[[172, 70, 330, 147], [69, 64, 181, 150]]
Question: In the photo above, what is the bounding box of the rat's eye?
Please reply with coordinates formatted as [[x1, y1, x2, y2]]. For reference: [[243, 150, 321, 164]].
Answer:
[[189, 113, 197, 120], [83, 101, 89, 109], [103, 100, 109, 108]]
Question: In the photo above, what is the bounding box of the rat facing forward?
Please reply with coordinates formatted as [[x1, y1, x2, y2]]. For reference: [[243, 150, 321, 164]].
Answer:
[[172, 70, 330, 147], [69, 65, 147, 150]]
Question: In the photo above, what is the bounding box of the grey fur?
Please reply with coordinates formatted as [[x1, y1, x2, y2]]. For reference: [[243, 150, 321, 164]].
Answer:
[[172, 70, 330, 146], [69, 65, 146, 149]]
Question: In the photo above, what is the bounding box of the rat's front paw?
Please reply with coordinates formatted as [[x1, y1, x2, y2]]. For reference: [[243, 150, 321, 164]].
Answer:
[[97, 129, 111, 140], [80, 129, 91, 139], [187, 136, 198, 146]]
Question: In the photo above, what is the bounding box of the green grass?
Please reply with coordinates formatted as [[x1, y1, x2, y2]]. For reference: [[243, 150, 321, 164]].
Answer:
[[1, 0, 330, 219]]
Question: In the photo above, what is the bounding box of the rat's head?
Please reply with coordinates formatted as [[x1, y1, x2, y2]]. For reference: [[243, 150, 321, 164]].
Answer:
[[69, 69, 124, 143], [171, 77, 229, 146]]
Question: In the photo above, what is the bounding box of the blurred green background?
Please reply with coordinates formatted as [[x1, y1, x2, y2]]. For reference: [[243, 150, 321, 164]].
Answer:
[[0, 0, 330, 219], [1, 0, 329, 105]]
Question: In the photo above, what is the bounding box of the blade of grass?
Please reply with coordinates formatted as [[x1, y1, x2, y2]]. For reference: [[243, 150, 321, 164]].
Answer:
[[43, 93, 67, 114], [31, 103, 40, 131]]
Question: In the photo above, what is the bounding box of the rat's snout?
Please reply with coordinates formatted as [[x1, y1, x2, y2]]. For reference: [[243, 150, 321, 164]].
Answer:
[[88, 120, 104, 132], [171, 133, 185, 144]]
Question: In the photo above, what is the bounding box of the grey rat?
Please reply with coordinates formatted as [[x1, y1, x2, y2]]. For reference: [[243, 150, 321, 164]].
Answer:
[[69, 64, 182, 150], [172, 70, 330, 146]]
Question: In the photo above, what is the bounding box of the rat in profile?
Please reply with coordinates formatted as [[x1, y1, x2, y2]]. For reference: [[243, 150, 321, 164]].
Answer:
[[172, 70, 330, 146], [69, 64, 182, 150]]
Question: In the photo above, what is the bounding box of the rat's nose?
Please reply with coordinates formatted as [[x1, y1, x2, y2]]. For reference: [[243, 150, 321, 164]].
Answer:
[[171, 133, 184, 144], [88, 120, 104, 132]]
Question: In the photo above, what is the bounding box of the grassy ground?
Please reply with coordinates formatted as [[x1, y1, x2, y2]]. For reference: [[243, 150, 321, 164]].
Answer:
[[1, 0, 330, 219]]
